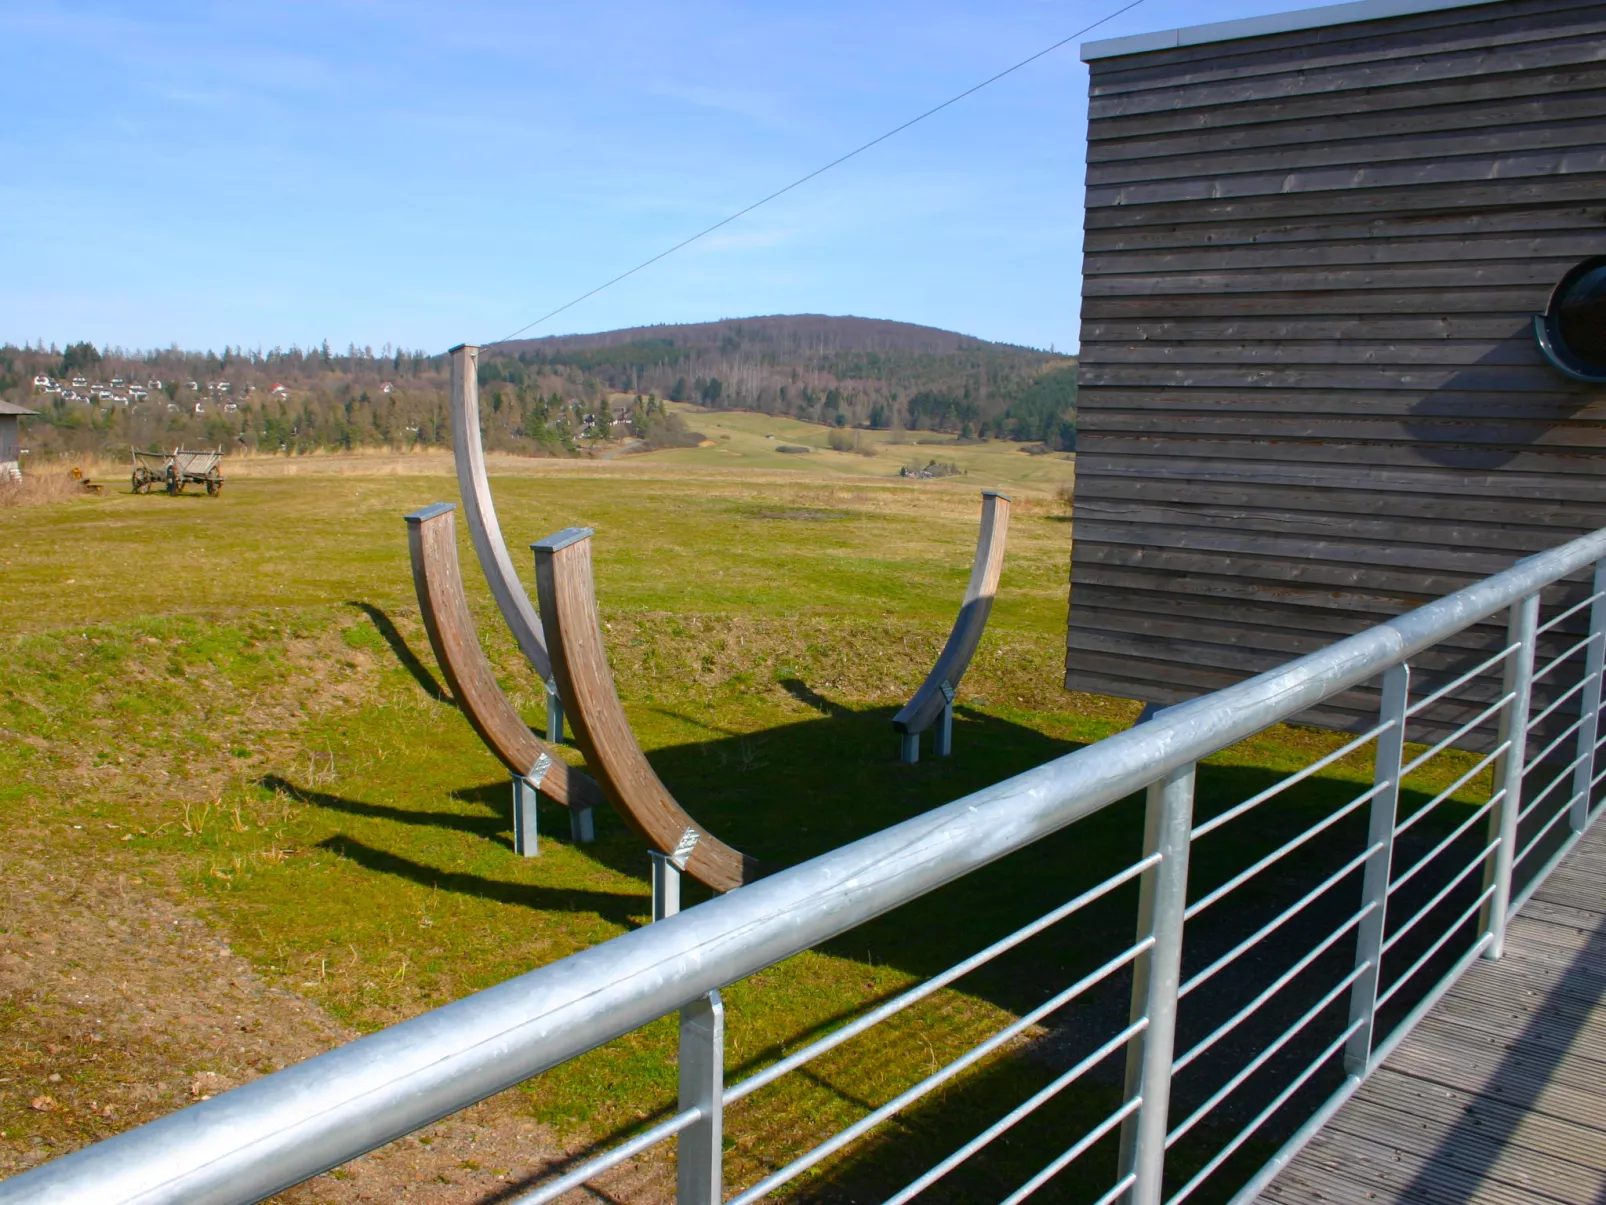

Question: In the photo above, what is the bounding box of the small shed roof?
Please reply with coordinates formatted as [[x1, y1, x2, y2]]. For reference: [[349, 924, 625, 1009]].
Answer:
[[1083, 0, 1500, 59], [0, 401, 38, 417]]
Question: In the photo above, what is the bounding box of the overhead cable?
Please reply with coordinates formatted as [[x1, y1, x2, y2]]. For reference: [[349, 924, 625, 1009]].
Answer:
[[481, 0, 1144, 350]]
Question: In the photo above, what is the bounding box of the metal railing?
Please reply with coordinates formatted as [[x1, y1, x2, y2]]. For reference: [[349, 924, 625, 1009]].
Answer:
[[8, 529, 1606, 1205]]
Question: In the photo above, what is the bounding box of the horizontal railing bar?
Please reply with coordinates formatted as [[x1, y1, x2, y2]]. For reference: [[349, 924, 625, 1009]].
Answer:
[[1174, 905, 1371, 1075], [1508, 819, 1590, 920], [1517, 747, 1593, 825], [1168, 1019, 1364, 1205], [1524, 708, 1590, 776], [997, 1106, 1141, 1205], [1394, 743, 1506, 840], [1381, 844, 1493, 957], [1399, 692, 1514, 779], [1514, 794, 1578, 869], [510, 1108, 699, 1205], [725, 939, 1154, 1205], [882, 1023, 1144, 1205], [1523, 670, 1594, 739], [724, 856, 1157, 1106], [1407, 643, 1517, 718], [1089, 1174, 1142, 1205], [1531, 631, 1602, 685], [16, 526, 1606, 1205], [1180, 843, 1380, 1000], [1186, 787, 1379, 921], [1167, 961, 1369, 1149], [1190, 721, 1391, 842], [1388, 796, 1499, 897], [1537, 589, 1605, 635], [1377, 885, 1496, 1009]]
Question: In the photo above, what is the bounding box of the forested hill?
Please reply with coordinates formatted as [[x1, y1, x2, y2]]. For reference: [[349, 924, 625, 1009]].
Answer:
[[486, 314, 1076, 444], [3, 315, 1076, 460], [503, 314, 1012, 357]]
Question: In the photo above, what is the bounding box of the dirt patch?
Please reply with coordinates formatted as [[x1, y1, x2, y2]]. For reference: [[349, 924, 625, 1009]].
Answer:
[[0, 835, 667, 1203]]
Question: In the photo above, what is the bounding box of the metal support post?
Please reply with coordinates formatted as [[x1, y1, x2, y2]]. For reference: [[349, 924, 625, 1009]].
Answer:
[[512, 776, 539, 857], [1569, 560, 1606, 832], [934, 700, 954, 757], [1117, 762, 1196, 1205], [1481, 592, 1539, 959], [544, 678, 565, 745], [899, 732, 920, 765], [677, 990, 725, 1205], [570, 805, 595, 844], [651, 851, 681, 921], [1344, 661, 1409, 1077]]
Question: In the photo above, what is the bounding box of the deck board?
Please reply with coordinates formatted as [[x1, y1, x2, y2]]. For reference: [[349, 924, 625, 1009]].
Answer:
[[1253, 819, 1606, 1205]]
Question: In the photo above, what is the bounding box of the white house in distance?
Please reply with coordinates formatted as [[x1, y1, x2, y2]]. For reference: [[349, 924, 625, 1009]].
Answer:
[[0, 401, 39, 481]]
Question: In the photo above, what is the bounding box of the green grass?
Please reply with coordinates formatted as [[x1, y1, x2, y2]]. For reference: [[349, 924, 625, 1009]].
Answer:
[[0, 446, 1495, 1202]]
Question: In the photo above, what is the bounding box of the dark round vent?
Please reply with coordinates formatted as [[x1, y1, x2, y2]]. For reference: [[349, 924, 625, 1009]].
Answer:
[[1534, 255, 1606, 383]]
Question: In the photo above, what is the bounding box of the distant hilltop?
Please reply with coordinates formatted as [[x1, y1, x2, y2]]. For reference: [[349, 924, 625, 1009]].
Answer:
[[498, 313, 1044, 358]]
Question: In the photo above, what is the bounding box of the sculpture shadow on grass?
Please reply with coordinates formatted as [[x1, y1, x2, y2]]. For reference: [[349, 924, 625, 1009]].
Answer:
[[346, 600, 452, 703]]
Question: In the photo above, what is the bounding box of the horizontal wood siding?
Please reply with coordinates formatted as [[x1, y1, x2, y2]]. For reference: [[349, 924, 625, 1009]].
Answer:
[[1069, 0, 1606, 745]]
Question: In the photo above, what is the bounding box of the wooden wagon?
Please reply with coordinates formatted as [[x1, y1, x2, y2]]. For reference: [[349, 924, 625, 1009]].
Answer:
[[132, 447, 224, 496]]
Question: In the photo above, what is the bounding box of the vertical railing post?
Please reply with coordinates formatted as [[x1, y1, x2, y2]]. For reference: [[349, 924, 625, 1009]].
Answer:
[[652, 851, 682, 921], [1481, 592, 1539, 960], [512, 776, 539, 857], [1569, 560, 1606, 833], [545, 677, 565, 745], [1118, 763, 1196, 1205], [677, 990, 724, 1205], [1344, 662, 1409, 1077]]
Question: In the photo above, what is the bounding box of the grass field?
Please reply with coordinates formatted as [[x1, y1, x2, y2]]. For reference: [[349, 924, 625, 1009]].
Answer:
[[0, 426, 1492, 1203]]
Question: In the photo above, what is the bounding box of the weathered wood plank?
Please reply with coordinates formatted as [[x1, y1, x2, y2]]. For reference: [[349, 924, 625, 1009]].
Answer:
[[1082, 257, 1588, 295], [1090, 31, 1606, 121], [1087, 116, 1606, 189], [1076, 412, 1606, 450], [1087, 91, 1606, 164], [1091, 62, 1606, 143], [1076, 477, 1606, 528], [1084, 229, 1606, 275], [1077, 436, 1606, 477], [1083, 173, 1606, 231], [1091, 0, 1605, 93], [1077, 453, 1606, 502], [1080, 339, 1556, 368], [1080, 316, 1560, 342]]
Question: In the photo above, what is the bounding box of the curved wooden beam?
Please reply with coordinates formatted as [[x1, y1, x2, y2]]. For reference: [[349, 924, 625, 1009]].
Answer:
[[406, 503, 603, 817], [448, 344, 553, 683], [533, 527, 759, 893], [893, 490, 1012, 755]]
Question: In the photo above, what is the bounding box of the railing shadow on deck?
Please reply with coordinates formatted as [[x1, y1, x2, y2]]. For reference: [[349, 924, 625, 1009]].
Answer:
[[1391, 886, 1606, 1204]]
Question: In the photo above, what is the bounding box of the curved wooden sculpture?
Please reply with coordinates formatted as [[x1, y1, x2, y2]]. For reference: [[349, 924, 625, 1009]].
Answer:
[[893, 490, 1012, 763], [533, 527, 759, 893], [406, 503, 603, 851], [448, 344, 564, 740]]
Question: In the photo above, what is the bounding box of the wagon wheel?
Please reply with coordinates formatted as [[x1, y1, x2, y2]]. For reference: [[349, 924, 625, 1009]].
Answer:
[[206, 471, 222, 497], [166, 467, 181, 496], [131, 468, 150, 494]]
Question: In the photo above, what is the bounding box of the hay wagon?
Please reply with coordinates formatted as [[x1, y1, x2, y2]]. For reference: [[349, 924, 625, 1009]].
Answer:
[[131, 447, 224, 496]]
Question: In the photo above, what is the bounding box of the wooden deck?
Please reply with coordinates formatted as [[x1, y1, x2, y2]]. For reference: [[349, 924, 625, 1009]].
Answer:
[[1256, 822, 1606, 1205]]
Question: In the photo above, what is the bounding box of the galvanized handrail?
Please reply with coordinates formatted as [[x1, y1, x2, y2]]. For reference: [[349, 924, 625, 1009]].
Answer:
[[7, 527, 1606, 1205]]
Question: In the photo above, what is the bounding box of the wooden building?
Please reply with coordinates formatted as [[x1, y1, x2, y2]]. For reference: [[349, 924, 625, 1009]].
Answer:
[[0, 401, 36, 482], [1066, 0, 1606, 741]]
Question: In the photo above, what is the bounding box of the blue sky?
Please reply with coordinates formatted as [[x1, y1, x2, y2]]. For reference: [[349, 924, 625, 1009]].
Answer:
[[3, 0, 1320, 354]]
